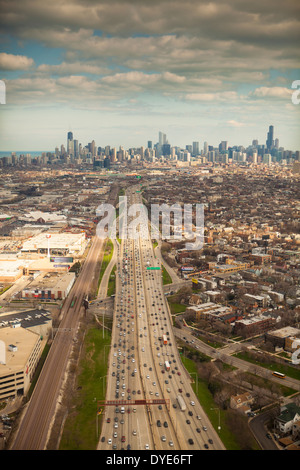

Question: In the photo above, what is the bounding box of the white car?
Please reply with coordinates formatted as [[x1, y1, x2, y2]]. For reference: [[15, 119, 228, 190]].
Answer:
[[191, 401, 195, 406]]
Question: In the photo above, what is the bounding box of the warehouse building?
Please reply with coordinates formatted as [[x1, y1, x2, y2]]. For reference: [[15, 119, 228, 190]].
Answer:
[[20, 231, 87, 257], [21, 272, 75, 300]]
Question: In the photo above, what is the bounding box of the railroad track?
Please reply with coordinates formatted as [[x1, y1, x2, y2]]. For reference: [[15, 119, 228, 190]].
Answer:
[[11, 236, 104, 450]]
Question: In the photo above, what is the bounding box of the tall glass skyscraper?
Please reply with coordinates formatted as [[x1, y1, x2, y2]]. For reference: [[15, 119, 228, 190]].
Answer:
[[266, 125, 274, 151], [67, 131, 74, 156]]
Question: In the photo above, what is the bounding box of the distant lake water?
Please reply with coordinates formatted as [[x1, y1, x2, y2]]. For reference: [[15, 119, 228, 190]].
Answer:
[[0, 151, 50, 158]]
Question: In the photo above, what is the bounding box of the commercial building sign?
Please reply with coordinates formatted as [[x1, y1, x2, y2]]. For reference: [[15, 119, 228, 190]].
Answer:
[[50, 257, 73, 263]]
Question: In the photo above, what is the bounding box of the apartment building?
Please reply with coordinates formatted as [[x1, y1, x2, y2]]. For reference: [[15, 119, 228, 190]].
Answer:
[[234, 313, 277, 338]]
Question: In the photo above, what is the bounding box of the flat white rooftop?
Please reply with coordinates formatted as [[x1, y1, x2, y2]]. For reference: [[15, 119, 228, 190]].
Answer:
[[21, 232, 86, 252], [0, 326, 40, 373]]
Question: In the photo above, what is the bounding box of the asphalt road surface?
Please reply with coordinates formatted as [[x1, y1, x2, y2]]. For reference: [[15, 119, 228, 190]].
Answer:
[[97, 187, 225, 451]]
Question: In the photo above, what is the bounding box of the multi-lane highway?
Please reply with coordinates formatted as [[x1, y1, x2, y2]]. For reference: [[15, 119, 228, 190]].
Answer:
[[98, 187, 225, 451]]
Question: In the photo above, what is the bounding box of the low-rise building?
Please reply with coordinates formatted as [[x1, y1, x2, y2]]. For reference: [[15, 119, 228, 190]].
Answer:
[[21, 271, 75, 300], [185, 302, 234, 323], [244, 293, 269, 308], [20, 231, 87, 257], [274, 403, 300, 436], [234, 313, 278, 338], [265, 326, 300, 350], [0, 326, 42, 400], [230, 392, 254, 414]]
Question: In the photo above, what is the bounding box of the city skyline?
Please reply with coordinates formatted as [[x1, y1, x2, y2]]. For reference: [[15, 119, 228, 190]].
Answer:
[[0, 0, 300, 150], [1, 124, 299, 159]]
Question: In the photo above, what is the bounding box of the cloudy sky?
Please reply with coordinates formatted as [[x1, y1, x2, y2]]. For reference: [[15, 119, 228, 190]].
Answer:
[[0, 0, 299, 151]]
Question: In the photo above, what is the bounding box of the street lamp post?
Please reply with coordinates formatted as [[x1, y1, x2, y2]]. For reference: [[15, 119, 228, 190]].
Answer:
[[211, 407, 221, 433], [190, 372, 198, 394], [104, 344, 111, 365], [100, 375, 107, 396]]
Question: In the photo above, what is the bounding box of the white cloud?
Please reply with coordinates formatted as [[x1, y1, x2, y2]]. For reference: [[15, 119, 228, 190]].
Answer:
[[250, 86, 293, 100], [0, 52, 34, 71], [227, 120, 245, 128], [37, 61, 110, 76], [185, 91, 239, 102]]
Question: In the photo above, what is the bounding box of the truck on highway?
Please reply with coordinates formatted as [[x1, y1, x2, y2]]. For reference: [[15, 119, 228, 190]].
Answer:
[[176, 395, 186, 411], [162, 334, 168, 345], [164, 361, 170, 371]]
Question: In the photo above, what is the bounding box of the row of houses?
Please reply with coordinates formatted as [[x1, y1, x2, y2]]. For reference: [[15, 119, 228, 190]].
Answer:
[[231, 393, 300, 448]]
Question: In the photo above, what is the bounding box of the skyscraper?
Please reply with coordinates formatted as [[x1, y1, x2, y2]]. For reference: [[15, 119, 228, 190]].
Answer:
[[67, 131, 74, 156], [73, 139, 79, 158], [159, 132, 167, 146], [192, 141, 199, 156], [266, 125, 274, 151], [219, 141, 228, 152]]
